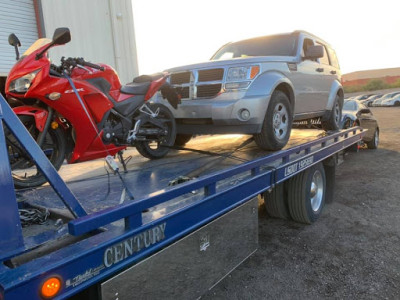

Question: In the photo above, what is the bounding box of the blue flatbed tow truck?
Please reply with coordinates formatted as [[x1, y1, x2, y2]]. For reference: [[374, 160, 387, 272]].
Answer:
[[0, 93, 365, 300]]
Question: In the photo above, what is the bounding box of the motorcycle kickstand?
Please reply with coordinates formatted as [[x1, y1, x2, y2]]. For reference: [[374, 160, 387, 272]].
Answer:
[[117, 151, 131, 173]]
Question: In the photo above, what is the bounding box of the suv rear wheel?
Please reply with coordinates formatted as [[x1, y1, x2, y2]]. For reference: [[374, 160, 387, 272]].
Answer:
[[254, 90, 292, 151], [322, 95, 342, 131]]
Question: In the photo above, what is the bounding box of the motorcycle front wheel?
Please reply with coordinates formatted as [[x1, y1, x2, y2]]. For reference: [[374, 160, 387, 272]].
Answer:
[[6, 115, 66, 189], [135, 104, 176, 159]]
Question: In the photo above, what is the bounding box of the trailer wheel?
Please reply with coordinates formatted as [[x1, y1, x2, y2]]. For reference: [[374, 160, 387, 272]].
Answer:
[[263, 183, 290, 219], [287, 163, 326, 224]]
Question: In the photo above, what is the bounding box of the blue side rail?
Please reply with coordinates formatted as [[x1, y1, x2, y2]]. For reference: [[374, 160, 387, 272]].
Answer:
[[0, 95, 365, 299]]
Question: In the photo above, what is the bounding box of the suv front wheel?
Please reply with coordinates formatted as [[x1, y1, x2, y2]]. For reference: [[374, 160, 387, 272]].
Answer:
[[254, 90, 293, 151]]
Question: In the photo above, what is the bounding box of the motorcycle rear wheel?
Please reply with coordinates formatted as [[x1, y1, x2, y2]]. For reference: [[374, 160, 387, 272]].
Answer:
[[135, 104, 176, 159], [6, 115, 66, 189]]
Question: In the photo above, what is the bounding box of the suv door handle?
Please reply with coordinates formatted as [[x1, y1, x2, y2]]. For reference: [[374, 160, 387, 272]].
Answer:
[[330, 70, 337, 75], [316, 68, 324, 72]]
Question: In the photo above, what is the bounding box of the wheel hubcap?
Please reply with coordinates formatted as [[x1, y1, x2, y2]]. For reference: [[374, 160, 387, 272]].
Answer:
[[310, 170, 323, 212], [272, 103, 288, 140], [375, 131, 379, 146]]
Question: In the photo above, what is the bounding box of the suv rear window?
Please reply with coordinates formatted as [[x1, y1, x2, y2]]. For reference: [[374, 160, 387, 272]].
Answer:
[[317, 42, 330, 65], [211, 34, 298, 60], [327, 47, 340, 69]]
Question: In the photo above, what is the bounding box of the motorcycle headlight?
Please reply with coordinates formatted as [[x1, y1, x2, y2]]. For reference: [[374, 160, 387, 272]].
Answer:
[[9, 70, 39, 94]]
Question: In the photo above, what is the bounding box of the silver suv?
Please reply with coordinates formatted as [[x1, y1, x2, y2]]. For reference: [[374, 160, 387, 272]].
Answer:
[[156, 31, 343, 150]]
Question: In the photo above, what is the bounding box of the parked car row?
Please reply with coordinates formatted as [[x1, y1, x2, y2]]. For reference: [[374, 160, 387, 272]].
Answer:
[[346, 91, 400, 107]]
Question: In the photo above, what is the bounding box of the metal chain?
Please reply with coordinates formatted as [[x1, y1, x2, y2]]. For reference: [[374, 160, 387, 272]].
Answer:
[[19, 208, 50, 227]]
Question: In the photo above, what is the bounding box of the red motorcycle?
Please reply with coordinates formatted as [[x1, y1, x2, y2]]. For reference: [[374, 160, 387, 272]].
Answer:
[[5, 28, 180, 188]]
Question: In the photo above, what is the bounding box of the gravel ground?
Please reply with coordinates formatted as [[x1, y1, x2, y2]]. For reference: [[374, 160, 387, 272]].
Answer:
[[202, 107, 400, 299]]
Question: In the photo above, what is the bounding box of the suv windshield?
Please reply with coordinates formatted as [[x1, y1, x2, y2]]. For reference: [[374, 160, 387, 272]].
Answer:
[[211, 34, 298, 60]]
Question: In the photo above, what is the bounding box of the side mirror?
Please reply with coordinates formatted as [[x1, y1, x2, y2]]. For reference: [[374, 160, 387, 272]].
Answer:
[[52, 28, 71, 45], [8, 33, 21, 47], [8, 33, 21, 60], [304, 45, 324, 60]]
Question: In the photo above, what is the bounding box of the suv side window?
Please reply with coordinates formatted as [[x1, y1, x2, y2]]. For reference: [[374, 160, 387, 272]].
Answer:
[[301, 38, 315, 60], [316, 42, 330, 65], [327, 47, 340, 69]]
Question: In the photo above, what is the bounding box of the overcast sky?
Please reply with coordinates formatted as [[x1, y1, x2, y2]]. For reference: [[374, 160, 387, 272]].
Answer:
[[132, 0, 400, 75]]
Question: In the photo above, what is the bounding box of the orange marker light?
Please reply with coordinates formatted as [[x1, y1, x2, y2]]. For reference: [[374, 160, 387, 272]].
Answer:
[[41, 277, 61, 298], [250, 66, 260, 79]]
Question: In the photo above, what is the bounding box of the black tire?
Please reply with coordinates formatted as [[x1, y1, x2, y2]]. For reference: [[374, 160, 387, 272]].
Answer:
[[174, 134, 192, 146], [135, 104, 176, 159], [263, 183, 290, 219], [366, 129, 379, 149], [342, 118, 353, 129], [6, 115, 66, 189], [394, 101, 400, 107], [254, 90, 292, 151], [321, 95, 342, 131], [287, 163, 326, 224]]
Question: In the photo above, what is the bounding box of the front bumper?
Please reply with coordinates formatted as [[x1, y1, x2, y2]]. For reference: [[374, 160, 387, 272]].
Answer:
[[156, 91, 271, 134]]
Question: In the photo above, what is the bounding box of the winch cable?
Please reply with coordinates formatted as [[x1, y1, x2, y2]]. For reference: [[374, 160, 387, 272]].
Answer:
[[168, 137, 254, 186], [168, 145, 248, 163], [63, 71, 134, 201]]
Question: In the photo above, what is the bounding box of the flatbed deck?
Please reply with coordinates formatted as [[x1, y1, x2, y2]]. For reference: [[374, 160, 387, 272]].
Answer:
[[18, 129, 326, 214], [16, 129, 327, 242]]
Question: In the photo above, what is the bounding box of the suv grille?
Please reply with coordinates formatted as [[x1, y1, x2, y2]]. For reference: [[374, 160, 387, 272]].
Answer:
[[197, 84, 222, 98], [170, 72, 191, 84], [198, 69, 224, 82], [170, 68, 225, 99]]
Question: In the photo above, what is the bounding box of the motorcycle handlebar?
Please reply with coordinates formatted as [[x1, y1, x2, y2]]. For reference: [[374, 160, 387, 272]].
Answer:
[[77, 58, 105, 71], [62, 57, 104, 71]]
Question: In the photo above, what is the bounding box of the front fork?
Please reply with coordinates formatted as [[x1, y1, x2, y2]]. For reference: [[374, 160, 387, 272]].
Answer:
[[36, 107, 54, 147]]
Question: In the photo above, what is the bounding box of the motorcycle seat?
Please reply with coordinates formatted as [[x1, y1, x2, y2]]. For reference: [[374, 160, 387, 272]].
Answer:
[[120, 73, 164, 95]]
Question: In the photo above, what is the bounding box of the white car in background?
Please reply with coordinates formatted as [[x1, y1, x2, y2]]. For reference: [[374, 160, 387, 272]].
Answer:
[[371, 92, 400, 106], [381, 94, 400, 106], [353, 94, 375, 101], [360, 94, 382, 107]]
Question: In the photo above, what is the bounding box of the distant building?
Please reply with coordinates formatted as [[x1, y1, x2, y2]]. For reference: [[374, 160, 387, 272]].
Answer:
[[342, 67, 400, 87]]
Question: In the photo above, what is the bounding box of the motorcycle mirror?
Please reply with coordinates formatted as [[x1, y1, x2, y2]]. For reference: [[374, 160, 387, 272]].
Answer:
[[8, 33, 21, 60], [52, 27, 71, 45], [8, 33, 21, 47]]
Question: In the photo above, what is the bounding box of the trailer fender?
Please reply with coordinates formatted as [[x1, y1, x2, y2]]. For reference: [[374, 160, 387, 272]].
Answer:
[[323, 155, 337, 204]]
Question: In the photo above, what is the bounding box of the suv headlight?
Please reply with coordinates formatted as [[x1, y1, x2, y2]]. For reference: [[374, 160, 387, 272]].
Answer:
[[225, 66, 260, 90], [227, 67, 248, 81], [9, 70, 40, 94], [226, 66, 260, 82]]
